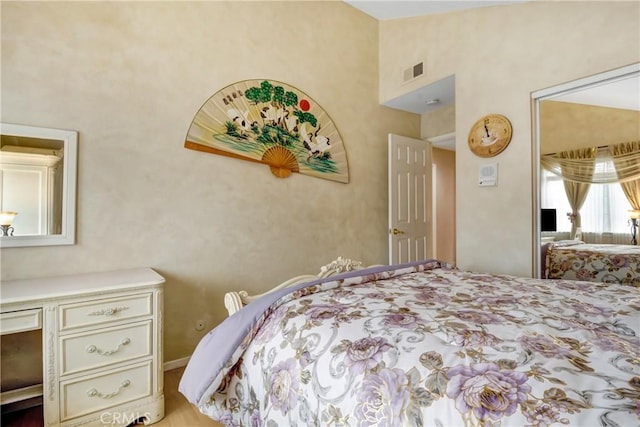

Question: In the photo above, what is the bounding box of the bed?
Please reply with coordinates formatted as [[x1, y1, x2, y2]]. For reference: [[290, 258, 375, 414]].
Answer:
[[179, 258, 640, 426], [543, 240, 640, 286]]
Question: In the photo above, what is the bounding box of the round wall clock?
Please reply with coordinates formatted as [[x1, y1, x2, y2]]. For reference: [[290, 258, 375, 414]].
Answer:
[[467, 114, 513, 157]]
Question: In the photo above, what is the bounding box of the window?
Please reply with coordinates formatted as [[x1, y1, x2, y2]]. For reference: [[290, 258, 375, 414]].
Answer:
[[541, 160, 632, 234]]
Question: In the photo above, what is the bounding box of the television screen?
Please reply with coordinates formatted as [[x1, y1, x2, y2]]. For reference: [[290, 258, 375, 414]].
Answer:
[[541, 208, 557, 232]]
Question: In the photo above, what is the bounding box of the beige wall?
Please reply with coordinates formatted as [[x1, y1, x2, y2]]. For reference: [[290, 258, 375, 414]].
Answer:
[[0, 1, 419, 361], [421, 104, 455, 139], [540, 101, 640, 154], [380, 1, 640, 276]]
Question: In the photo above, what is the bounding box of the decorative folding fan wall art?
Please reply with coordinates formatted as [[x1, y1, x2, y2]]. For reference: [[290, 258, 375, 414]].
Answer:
[[185, 79, 349, 183]]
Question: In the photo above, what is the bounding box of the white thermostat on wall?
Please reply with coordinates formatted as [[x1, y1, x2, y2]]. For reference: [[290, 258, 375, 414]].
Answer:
[[479, 163, 498, 186]]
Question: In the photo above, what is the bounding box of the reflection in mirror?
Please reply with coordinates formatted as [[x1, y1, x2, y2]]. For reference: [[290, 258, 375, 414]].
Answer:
[[532, 63, 640, 278], [0, 123, 77, 247]]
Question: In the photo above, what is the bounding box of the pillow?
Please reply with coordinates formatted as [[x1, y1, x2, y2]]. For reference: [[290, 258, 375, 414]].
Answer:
[[552, 239, 584, 247]]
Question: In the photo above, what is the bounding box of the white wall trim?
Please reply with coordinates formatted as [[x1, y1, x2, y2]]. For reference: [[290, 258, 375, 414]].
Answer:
[[164, 356, 190, 372]]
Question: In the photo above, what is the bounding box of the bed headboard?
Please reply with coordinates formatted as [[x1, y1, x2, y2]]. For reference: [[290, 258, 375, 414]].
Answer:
[[223, 257, 375, 316]]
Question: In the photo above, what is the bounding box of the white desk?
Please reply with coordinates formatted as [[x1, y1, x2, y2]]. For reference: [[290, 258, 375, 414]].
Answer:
[[1, 268, 165, 426]]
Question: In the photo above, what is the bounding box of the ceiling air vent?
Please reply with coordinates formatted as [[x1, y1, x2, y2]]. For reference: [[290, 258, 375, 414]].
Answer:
[[403, 61, 424, 82]]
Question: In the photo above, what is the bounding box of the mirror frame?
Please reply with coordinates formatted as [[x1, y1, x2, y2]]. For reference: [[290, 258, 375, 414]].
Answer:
[[0, 123, 78, 248], [531, 63, 640, 277]]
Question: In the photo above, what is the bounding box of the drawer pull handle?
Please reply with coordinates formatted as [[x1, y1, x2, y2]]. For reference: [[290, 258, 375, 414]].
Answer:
[[87, 379, 130, 399], [86, 338, 131, 355], [88, 306, 130, 317]]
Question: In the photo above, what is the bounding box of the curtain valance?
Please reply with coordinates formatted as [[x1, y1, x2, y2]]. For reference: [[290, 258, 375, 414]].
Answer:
[[541, 141, 640, 184]]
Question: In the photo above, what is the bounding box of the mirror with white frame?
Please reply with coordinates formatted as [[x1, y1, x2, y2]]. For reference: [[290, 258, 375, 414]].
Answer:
[[0, 123, 78, 247], [532, 63, 640, 277]]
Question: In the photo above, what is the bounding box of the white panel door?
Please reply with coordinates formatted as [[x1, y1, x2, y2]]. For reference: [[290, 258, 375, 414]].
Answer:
[[388, 134, 432, 264]]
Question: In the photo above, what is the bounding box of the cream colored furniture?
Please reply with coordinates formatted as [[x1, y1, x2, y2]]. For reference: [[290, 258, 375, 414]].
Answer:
[[0, 268, 165, 426]]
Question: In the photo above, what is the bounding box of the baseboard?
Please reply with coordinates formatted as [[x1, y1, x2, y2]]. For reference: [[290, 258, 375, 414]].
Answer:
[[163, 356, 190, 371]]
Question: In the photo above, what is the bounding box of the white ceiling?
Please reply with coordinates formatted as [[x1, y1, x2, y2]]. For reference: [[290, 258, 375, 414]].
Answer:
[[383, 75, 455, 115], [551, 76, 640, 111], [344, 0, 528, 20]]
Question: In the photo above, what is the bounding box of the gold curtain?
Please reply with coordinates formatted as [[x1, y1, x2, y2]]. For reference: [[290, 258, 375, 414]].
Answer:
[[557, 148, 597, 239], [541, 142, 640, 183], [610, 141, 640, 210]]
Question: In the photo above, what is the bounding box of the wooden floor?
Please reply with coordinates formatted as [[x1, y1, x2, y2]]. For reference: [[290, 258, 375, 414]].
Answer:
[[1, 367, 221, 427], [154, 367, 221, 427]]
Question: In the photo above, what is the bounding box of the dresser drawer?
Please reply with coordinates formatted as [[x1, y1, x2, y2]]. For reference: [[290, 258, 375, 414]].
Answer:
[[60, 360, 152, 421], [59, 293, 152, 331], [0, 309, 42, 335], [60, 320, 152, 376]]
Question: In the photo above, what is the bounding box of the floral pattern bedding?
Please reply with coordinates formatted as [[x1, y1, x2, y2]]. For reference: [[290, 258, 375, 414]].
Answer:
[[544, 241, 640, 286], [179, 261, 640, 427]]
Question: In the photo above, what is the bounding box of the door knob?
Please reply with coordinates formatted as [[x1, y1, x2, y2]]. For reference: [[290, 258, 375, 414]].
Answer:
[[391, 228, 405, 235]]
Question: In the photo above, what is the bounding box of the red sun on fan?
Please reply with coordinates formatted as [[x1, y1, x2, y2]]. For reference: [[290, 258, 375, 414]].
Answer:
[[299, 99, 310, 111]]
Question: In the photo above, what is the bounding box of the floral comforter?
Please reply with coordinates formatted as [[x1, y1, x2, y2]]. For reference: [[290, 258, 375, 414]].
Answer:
[[544, 241, 640, 286], [179, 260, 640, 427]]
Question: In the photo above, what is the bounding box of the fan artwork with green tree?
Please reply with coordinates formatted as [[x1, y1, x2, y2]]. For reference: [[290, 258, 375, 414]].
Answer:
[[184, 79, 349, 183]]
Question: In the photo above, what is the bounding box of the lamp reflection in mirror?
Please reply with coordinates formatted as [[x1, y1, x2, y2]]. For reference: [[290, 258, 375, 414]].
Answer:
[[630, 210, 640, 245], [0, 211, 18, 236]]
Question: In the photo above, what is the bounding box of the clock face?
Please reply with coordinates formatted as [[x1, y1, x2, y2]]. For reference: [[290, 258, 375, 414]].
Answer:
[[468, 114, 513, 157]]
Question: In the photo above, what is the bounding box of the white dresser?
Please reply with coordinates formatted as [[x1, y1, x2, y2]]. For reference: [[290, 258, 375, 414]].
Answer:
[[0, 268, 165, 426]]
